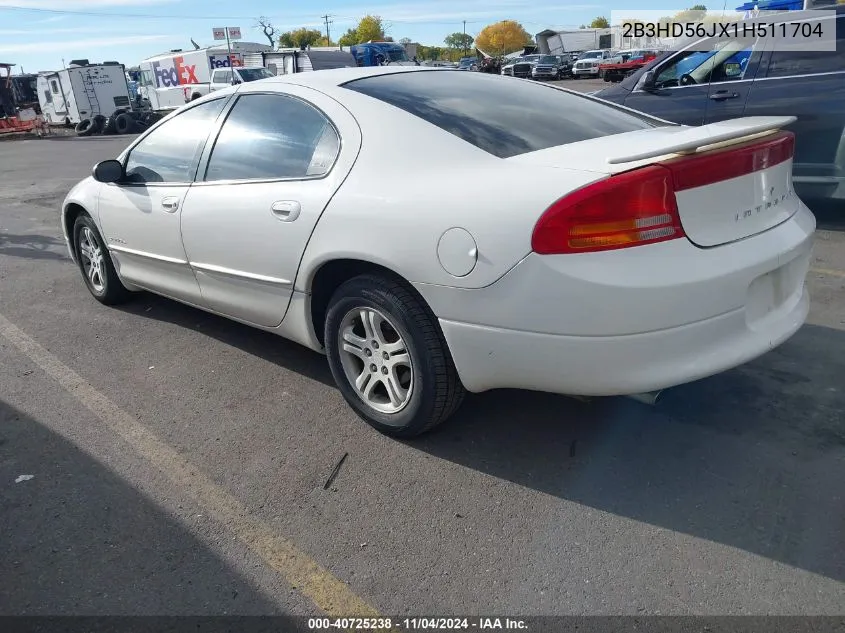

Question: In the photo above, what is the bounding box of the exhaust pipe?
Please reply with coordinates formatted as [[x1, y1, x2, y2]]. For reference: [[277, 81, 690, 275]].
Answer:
[[625, 390, 663, 406]]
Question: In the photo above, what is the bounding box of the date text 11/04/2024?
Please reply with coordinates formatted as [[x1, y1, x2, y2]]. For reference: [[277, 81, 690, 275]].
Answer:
[[307, 618, 529, 630]]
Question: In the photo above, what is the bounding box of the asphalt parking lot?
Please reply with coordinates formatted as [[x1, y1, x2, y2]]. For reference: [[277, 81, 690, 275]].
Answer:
[[1, 125, 844, 616]]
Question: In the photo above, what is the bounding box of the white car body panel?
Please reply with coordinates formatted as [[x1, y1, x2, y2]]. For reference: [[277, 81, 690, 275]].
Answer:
[[61, 67, 815, 401], [417, 205, 814, 394], [180, 83, 362, 328], [293, 86, 604, 292], [99, 181, 203, 303]]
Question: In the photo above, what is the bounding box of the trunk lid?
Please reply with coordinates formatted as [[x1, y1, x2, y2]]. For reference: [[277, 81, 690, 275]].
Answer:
[[509, 116, 800, 248]]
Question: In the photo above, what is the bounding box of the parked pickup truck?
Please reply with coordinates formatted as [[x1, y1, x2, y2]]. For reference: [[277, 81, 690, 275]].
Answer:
[[599, 49, 660, 83]]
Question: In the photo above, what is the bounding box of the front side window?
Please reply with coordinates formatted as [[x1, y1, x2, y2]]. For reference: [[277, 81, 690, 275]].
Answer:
[[654, 38, 758, 88], [344, 70, 665, 159], [204, 93, 340, 182], [124, 98, 227, 184], [765, 17, 845, 77]]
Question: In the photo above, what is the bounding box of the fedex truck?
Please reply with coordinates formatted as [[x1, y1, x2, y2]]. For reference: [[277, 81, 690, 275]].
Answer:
[[136, 43, 270, 111]]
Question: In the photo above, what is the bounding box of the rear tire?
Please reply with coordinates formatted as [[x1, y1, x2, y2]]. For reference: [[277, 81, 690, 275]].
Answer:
[[104, 108, 126, 134], [115, 112, 137, 134], [72, 214, 131, 305], [91, 114, 106, 134], [324, 274, 465, 438], [75, 118, 94, 136]]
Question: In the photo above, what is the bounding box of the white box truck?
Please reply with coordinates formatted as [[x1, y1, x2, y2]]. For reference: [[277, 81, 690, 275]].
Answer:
[[136, 43, 271, 111], [37, 61, 132, 126]]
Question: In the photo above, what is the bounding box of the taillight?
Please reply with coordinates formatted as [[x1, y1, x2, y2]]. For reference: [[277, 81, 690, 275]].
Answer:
[[531, 130, 795, 255], [667, 130, 794, 192], [531, 164, 683, 255]]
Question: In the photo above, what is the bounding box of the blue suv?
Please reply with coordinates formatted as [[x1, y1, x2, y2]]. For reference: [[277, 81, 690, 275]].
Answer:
[[593, 6, 845, 204]]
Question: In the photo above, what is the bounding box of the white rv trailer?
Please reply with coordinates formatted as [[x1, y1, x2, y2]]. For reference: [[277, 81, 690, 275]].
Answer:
[[37, 61, 132, 126]]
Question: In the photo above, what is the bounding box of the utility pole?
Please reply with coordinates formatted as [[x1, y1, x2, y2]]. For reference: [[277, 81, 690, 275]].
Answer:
[[322, 14, 333, 45], [463, 20, 467, 56]]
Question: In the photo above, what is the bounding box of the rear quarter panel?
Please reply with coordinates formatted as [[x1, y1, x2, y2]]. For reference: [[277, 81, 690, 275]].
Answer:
[[294, 89, 604, 291]]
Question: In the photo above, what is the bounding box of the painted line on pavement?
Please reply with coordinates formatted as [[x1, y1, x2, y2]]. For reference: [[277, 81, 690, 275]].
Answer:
[[0, 311, 379, 618]]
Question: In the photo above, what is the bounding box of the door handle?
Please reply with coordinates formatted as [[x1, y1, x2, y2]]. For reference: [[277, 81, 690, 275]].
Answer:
[[709, 91, 739, 100], [271, 200, 301, 222], [161, 197, 180, 213]]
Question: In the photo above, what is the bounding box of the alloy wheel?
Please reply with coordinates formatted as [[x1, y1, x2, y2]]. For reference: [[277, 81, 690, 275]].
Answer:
[[78, 226, 105, 293], [338, 307, 414, 415]]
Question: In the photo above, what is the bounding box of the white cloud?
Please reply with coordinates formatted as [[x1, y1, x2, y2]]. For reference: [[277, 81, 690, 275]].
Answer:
[[0, 26, 123, 35], [0, 33, 166, 54], [266, 2, 600, 27], [0, 0, 174, 8], [377, 5, 600, 24]]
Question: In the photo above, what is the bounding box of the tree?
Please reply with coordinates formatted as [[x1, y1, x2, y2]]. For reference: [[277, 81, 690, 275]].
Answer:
[[256, 16, 278, 47], [475, 20, 532, 56], [356, 15, 386, 42], [444, 32, 474, 52], [338, 28, 358, 47], [672, 7, 708, 23], [589, 17, 610, 29], [400, 37, 412, 44], [279, 27, 323, 49]]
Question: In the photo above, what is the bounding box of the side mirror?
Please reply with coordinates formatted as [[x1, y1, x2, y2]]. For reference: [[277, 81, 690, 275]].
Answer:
[[638, 69, 657, 91], [92, 159, 124, 184]]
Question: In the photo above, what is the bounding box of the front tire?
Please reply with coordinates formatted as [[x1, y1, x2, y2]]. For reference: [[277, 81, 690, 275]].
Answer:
[[324, 274, 465, 438], [73, 215, 131, 305]]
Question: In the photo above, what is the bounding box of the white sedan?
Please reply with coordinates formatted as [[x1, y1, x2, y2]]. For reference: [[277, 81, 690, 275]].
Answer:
[[61, 67, 815, 437]]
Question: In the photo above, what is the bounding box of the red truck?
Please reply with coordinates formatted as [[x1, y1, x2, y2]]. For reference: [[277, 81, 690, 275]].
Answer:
[[599, 49, 660, 83]]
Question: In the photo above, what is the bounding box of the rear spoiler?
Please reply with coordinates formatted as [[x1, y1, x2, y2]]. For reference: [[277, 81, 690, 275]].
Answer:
[[606, 116, 796, 165]]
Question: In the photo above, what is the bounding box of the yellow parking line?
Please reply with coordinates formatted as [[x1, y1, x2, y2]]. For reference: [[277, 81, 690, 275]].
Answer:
[[0, 312, 379, 618], [810, 267, 845, 279]]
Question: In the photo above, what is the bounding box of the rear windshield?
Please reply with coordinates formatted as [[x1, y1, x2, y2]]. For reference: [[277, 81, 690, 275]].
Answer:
[[239, 68, 274, 82], [343, 70, 665, 158]]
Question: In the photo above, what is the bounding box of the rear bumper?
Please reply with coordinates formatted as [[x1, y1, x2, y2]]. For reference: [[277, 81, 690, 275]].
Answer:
[[439, 287, 808, 395], [416, 204, 815, 396]]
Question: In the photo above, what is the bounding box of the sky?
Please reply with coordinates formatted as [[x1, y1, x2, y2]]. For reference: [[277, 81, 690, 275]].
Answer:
[[0, 0, 728, 72]]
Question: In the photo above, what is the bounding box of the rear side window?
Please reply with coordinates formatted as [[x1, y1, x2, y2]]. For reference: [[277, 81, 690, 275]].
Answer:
[[764, 16, 845, 77], [343, 71, 665, 158], [204, 93, 340, 182]]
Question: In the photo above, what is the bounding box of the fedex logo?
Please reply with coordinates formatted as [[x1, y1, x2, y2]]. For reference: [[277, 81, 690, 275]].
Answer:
[[209, 54, 243, 69], [152, 55, 198, 88]]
